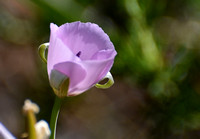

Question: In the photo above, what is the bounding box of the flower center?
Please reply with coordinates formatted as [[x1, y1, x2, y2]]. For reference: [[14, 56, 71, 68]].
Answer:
[[76, 51, 81, 57]]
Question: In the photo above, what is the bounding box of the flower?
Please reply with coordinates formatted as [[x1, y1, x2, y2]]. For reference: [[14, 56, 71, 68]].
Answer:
[[47, 21, 117, 97]]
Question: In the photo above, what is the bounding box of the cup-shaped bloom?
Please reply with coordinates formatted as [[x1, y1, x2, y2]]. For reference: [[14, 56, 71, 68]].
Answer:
[[47, 21, 117, 97]]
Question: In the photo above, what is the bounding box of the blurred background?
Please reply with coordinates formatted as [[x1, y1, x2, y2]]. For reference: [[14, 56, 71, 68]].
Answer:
[[1, 0, 200, 138]]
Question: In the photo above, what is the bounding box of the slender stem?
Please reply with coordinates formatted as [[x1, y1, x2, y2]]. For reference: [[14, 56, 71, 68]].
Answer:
[[27, 110, 37, 139], [50, 96, 63, 139]]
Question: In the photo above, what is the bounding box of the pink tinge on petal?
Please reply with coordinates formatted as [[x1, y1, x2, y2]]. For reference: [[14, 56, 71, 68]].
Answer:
[[90, 49, 116, 60], [78, 59, 114, 91], [56, 21, 115, 61], [75, 49, 117, 93], [64, 58, 114, 96], [50, 23, 59, 33], [53, 62, 86, 96], [47, 24, 80, 77]]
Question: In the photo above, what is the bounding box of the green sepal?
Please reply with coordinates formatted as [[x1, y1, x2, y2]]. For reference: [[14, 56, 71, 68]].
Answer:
[[95, 72, 114, 89], [50, 70, 70, 97], [38, 43, 49, 63], [53, 78, 70, 98]]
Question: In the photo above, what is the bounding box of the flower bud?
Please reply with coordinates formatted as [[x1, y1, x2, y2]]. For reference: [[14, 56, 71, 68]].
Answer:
[[35, 120, 51, 139]]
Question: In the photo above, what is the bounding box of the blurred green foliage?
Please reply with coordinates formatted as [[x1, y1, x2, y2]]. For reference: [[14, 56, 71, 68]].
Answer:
[[1, 0, 200, 138]]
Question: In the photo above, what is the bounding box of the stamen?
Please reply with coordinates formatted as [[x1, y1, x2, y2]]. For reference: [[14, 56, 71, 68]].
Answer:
[[76, 51, 81, 57]]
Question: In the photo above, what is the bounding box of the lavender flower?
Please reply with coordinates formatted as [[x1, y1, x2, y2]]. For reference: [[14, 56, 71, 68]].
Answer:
[[46, 21, 117, 97]]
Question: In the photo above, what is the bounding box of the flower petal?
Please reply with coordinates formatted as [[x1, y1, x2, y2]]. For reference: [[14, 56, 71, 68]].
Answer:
[[90, 49, 116, 60], [56, 21, 115, 60], [71, 58, 114, 94], [47, 23, 80, 77], [53, 62, 86, 96]]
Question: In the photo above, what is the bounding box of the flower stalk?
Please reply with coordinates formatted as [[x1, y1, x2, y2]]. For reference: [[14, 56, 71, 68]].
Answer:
[[50, 96, 63, 139], [23, 99, 40, 139], [26, 110, 37, 139]]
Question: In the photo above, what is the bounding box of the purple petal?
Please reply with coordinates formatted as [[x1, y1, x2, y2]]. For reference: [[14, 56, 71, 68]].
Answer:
[[80, 58, 115, 88], [53, 62, 86, 96], [47, 23, 80, 76], [56, 21, 115, 60], [90, 49, 116, 60]]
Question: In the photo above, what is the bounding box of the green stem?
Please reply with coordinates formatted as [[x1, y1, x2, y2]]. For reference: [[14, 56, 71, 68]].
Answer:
[[50, 96, 63, 139], [27, 110, 37, 139]]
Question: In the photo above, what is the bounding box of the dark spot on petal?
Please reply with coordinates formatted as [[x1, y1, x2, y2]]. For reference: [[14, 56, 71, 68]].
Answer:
[[76, 51, 81, 57]]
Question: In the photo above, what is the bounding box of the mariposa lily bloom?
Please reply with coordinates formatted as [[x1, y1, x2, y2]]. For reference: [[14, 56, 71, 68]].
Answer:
[[41, 21, 117, 97]]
